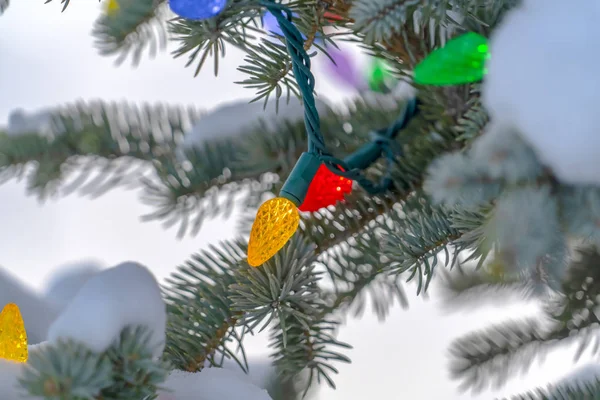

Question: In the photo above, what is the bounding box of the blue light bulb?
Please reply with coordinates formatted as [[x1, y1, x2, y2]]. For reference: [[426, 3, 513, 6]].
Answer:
[[169, 0, 227, 20]]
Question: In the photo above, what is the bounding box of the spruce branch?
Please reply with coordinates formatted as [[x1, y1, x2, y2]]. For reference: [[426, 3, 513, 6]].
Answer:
[[93, 0, 169, 66], [448, 247, 600, 392], [20, 326, 168, 399], [350, 0, 451, 45], [449, 318, 566, 394], [320, 225, 410, 320], [230, 234, 352, 391], [506, 376, 600, 400], [169, 0, 262, 77], [282, 94, 487, 312], [235, 0, 347, 105], [449, 206, 493, 265], [139, 139, 244, 238], [232, 235, 353, 390], [294, 90, 478, 252], [162, 95, 407, 236], [163, 234, 352, 391], [0, 95, 408, 235], [269, 316, 351, 394], [300, 191, 401, 255], [163, 240, 248, 373], [236, 0, 335, 106], [457, 0, 519, 36], [353, 0, 516, 84], [381, 194, 465, 294], [230, 235, 321, 338], [437, 265, 539, 312], [0, 101, 200, 199], [236, 38, 302, 107]]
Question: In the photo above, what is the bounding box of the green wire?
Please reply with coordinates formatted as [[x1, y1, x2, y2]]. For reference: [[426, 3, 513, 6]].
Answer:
[[261, 0, 419, 194]]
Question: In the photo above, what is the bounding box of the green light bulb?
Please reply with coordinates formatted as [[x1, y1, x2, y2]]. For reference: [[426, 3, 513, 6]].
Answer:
[[414, 32, 490, 86], [368, 58, 393, 93]]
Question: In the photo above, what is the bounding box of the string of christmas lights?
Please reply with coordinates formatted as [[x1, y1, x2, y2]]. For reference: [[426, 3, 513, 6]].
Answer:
[[161, 0, 419, 266], [245, 0, 420, 267], [264, 11, 394, 94]]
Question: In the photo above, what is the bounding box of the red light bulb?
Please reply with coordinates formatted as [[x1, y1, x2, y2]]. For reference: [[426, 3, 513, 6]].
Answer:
[[298, 164, 352, 212], [324, 11, 343, 22]]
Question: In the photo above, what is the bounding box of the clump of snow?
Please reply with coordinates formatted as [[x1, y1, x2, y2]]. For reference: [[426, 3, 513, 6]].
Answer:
[[0, 358, 28, 399], [556, 363, 600, 385], [43, 262, 102, 313], [0, 267, 58, 345], [47, 262, 166, 357], [546, 363, 600, 395], [181, 96, 330, 149], [158, 369, 272, 400], [220, 358, 275, 389], [1, 345, 273, 400], [482, 0, 600, 185]]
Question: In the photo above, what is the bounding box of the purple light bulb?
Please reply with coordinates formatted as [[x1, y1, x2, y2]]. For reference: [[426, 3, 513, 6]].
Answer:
[[324, 46, 366, 91]]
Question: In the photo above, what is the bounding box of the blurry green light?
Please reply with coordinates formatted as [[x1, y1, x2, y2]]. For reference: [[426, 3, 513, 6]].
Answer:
[[414, 32, 490, 86]]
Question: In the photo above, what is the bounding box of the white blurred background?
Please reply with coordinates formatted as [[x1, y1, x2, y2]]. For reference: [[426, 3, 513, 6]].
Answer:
[[0, 2, 587, 399]]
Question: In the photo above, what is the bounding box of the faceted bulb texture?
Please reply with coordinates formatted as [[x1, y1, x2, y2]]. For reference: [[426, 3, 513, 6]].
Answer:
[[298, 164, 352, 212], [169, 0, 227, 20], [248, 197, 299, 267], [0, 303, 28, 363]]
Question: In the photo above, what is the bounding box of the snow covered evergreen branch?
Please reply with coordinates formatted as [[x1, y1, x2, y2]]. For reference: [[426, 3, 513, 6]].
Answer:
[[508, 366, 600, 400], [0, 101, 200, 199], [162, 235, 351, 393], [446, 247, 600, 393], [10, 0, 600, 397], [93, 0, 169, 66], [424, 119, 600, 288], [382, 195, 464, 293], [163, 240, 247, 372], [350, 0, 451, 45], [20, 326, 168, 399], [507, 379, 600, 400]]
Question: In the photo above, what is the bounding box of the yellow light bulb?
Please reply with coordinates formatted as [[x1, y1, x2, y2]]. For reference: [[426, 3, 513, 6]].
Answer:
[[0, 303, 28, 363], [106, 0, 120, 15], [247, 197, 299, 267]]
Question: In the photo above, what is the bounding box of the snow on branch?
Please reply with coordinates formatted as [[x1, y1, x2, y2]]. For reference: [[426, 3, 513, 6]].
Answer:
[[1, 262, 273, 400], [0, 101, 200, 199]]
